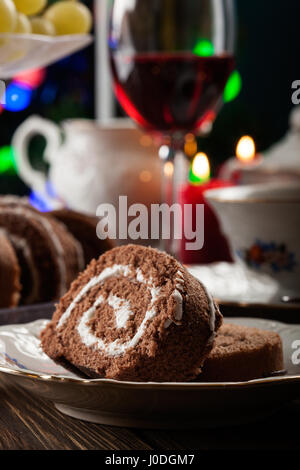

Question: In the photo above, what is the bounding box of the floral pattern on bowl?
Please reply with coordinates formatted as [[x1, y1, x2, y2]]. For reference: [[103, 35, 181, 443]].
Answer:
[[238, 239, 297, 273]]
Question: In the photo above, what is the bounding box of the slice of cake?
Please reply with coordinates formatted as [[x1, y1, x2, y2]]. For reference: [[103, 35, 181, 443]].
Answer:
[[41, 244, 222, 382], [0, 231, 21, 308], [0, 197, 84, 304], [198, 323, 284, 382], [51, 209, 113, 265]]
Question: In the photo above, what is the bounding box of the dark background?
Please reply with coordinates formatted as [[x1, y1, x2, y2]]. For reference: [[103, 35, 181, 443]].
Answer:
[[0, 0, 299, 195]]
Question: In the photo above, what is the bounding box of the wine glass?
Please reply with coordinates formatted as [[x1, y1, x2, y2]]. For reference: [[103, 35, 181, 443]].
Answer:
[[109, 0, 235, 255]]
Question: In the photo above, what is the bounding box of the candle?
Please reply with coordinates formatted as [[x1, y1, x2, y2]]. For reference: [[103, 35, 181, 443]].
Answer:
[[218, 135, 262, 184], [179, 153, 233, 265]]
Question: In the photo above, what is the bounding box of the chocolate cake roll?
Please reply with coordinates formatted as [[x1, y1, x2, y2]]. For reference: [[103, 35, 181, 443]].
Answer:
[[0, 197, 84, 304], [198, 323, 284, 382], [41, 244, 222, 382], [0, 230, 21, 308], [51, 209, 113, 265]]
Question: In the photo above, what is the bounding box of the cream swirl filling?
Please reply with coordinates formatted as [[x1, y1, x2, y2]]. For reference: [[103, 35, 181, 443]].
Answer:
[[57, 264, 184, 356]]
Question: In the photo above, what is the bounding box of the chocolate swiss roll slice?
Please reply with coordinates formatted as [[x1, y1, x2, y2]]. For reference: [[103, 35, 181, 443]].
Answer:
[[41, 244, 222, 382]]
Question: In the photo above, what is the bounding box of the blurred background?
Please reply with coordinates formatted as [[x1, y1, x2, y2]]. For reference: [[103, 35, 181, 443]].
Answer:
[[0, 0, 299, 196]]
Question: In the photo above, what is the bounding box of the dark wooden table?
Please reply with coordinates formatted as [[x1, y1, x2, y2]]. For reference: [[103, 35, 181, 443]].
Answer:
[[0, 379, 299, 450], [0, 303, 299, 451]]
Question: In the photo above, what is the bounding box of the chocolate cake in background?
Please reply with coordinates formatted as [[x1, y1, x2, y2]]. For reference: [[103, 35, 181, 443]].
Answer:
[[51, 209, 114, 265], [0, 197, 84, 305], [0, 197, 112, 308], [0, 231, 21, 308], [41, 244, 223, 382], [198, 323, 284, 382]]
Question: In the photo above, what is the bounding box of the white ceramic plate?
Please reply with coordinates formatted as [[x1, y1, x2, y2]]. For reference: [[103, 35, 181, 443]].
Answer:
[[0, 34, 93, 79], [0, 317, 299, 429]]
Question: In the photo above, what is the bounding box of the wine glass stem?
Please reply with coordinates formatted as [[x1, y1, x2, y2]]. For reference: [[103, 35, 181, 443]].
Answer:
[[160, 144, 189, 257], [160, 147, 174, 255]]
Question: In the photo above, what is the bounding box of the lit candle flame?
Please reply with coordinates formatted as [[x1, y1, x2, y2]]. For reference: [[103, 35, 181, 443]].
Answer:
[[191, 152, 210, 182], [236, 136, 256, 163]]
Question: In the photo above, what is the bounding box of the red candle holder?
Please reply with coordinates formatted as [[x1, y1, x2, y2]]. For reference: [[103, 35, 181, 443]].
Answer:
[[178, 175, 234, 265]]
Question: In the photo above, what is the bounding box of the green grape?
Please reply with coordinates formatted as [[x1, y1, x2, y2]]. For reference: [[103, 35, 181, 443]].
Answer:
[[44, 1, 92, 35], [31, 16, 55, 35], [13, 0, 47, 16], [14, 12, 31, 33], [0, 0, 17, 33]]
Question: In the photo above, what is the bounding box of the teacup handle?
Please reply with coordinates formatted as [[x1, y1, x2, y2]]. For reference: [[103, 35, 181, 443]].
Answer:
[[12, 115, 62, 193]]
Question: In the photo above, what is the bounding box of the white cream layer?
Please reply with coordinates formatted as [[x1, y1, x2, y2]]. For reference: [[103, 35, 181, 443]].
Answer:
[[200, 282, 216, 333], [57, 262, 218, 356], [163, 271, 184, 328], [59, 264, 163, 356], [57, 264, 185, 357]]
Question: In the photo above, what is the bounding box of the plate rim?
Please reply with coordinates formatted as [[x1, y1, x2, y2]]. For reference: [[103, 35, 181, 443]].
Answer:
[[0, 362, 300, 390], [0, 317, 300, 390]]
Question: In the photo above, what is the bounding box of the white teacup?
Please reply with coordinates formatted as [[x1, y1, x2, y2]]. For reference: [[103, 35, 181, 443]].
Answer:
[[12, 116, 161, 215], [205, 183, 300, 298]]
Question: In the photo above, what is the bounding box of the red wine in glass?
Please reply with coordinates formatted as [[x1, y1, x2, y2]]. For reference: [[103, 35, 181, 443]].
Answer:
[[109, 0, 235, 257], [111, 52, 235, 134]]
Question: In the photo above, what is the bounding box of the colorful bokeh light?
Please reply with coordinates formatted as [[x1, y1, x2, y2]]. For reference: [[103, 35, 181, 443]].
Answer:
[[223, 70, 242, 103], [4, 82, 32, 112], [193, 39, 214, 57], [14, 68, 46, 89], [0, 146, 16, 174], [29, 190, 52, 212], [193, 40, 241, 102]]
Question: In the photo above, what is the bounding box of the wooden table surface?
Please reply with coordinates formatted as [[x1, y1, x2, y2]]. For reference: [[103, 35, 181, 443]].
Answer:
[[0, 379, 299, 450], [0, 303, 299, 451]]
